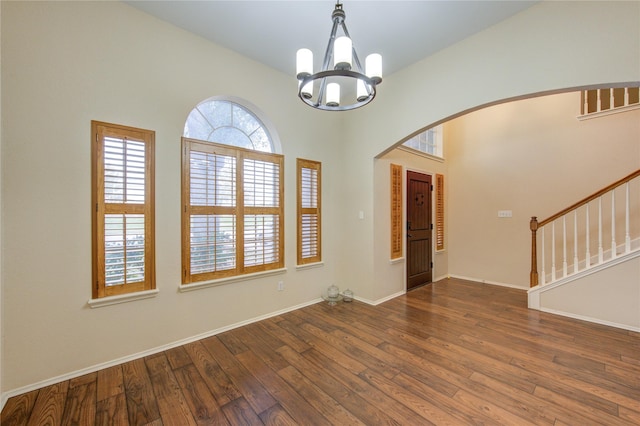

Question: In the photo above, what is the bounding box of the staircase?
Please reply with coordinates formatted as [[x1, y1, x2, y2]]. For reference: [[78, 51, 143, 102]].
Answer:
[[527, 169, 640, 332]]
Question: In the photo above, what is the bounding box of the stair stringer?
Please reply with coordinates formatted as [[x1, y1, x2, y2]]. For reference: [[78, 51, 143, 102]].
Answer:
[[528, 249, 640, 332]]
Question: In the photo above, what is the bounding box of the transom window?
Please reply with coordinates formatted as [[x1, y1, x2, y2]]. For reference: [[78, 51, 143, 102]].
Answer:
[[402, 125, 443, 159], [184, 99, 275, 153], [181, 98, 283, 285]]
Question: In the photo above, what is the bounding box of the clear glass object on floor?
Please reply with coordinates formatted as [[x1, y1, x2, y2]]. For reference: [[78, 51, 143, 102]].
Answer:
[[342, 289, 353, 302]]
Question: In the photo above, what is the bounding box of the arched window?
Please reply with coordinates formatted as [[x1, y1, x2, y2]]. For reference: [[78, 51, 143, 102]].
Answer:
[[183, 97, 279, 153], [181, 98, 284, 286]]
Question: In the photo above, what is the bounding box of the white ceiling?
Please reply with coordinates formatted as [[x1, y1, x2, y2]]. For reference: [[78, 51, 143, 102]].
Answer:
[[126, 0, 538, 78]]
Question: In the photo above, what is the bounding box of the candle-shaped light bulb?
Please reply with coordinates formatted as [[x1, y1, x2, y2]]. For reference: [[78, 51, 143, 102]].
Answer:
[[296, 48, 313, 79], [366, 53, 382, 84], [334, 37, 352, 70], [326, 83, 340, 107]]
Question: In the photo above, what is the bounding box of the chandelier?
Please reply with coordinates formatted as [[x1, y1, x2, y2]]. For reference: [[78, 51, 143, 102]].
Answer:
[[296, 2, 382, 111]]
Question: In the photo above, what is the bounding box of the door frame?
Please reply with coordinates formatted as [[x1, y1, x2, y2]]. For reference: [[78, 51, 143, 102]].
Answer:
[[404, 168, 436, 291]]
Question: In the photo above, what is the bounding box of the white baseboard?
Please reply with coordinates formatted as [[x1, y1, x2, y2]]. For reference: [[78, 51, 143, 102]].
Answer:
[[433, 274, 449, 282], [447, 274, 527, 290], [0, 298, 322, 409], [354, 291, 405, 306], [539, 306, 640, 333]]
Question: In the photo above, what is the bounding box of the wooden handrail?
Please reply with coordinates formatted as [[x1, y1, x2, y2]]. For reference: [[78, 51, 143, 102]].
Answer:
[[538, 169, 640, 228], [530, 168, 640, 287]]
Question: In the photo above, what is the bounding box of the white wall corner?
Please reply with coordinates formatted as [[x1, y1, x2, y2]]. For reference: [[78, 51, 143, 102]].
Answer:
[[528, 287, 541, 310]]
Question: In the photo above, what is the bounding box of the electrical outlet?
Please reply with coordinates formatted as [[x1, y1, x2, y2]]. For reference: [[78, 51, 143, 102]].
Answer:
[[498, 210, 513, 218], [277, 281, 285, 291]]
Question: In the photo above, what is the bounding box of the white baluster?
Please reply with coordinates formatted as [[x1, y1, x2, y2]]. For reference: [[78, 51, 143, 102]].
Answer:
[[562, 216, 568, 277], [609, 88, 615, 111], [541, 229, 546, 285], [597, 89, 602, 112], [598, 197, 604, 263], [573, 210, 579, 273], [583, 90, 589, 115], [624, 87, 630, 107], [611, 191, 617, 259], [585, 204, 591, 268], [551, 221, 556, 281], [625, 182, 631, 253]]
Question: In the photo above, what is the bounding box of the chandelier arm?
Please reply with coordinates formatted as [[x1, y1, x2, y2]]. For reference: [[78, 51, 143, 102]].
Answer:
[[298, 70, 376, 110], [321, 19, 340, 72], [316, 18, 341, 106]]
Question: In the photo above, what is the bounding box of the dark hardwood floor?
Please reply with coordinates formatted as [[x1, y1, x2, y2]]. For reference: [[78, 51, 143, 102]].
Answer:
[[3, 278, 640, 425]]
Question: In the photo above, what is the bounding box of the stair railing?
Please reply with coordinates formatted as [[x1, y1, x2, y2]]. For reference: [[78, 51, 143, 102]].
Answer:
[[530, 169, 640, 287]]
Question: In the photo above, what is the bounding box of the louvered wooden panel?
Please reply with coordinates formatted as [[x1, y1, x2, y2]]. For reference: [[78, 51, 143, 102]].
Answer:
[[189, 214, 236, 274], [435, 173, 445, 251], [244, 159, 280, 207], [103, 137, 146, 204], [189, 151, 236, 207], [390, 164, 403, 259], [297, 159, 321, 265], [104, 214, 145, 286], [182, 138, 284, 283], [92, 120, 155, 298], [244, 214, 280, 267]]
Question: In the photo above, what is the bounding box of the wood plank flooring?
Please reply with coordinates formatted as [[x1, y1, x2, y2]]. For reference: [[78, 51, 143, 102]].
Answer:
[[3, 278, 640, 425]]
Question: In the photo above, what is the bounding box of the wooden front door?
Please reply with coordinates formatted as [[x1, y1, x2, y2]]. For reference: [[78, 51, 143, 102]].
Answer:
[[406, 171, 433, 290]]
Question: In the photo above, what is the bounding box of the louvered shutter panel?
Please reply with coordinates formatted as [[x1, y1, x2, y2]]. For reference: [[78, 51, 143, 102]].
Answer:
[[244, 158, 281, 268], [188, 148, 237, 275], [435, 173, 445, 251], [92, 121, 155, 298], [182, 138, 284, 283], [390, 164, 403, 259], [297, 159, 321, 265]]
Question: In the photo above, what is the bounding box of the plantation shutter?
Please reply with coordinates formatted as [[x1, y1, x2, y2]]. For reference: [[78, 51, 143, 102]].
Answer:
[[244, 157, 282, 268], [390, 164, 403, 259], [297, 159, 321, 265], [182, 138, 284, 284], [435, 173, 445, 251], [92, 121, 155, 298]]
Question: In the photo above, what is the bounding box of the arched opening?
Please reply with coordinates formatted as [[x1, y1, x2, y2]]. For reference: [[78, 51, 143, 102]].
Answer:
[[376, 82, 640, 293]]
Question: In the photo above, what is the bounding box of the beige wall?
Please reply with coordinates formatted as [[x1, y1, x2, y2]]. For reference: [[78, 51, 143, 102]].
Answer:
[[374, 150, 449, 300], [539, 256, 640, 330], [2, 0, 639, 396], [1, 1, 342, 392], [350, 1, 639, 300], [446, 92, 640, 287], [377, 91, 639, 293]]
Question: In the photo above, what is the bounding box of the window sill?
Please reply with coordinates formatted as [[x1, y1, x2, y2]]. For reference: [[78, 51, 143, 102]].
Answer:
[[88, 289, 159, 308], [296, 262, 324, 271], [389, 257, 404, 265], [397, 146, 444, 162], [179, 268, 288, 292]]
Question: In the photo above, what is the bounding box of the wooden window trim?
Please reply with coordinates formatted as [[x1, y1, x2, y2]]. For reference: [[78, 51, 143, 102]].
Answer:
[[390, 164, 403, 259], [91, 121, 155, 299], [297, 159, 322, 265], [182, 137, 284, 284]]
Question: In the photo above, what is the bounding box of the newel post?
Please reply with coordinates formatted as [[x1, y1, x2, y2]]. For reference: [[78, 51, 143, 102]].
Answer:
[[530, 216, 539, 288]]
